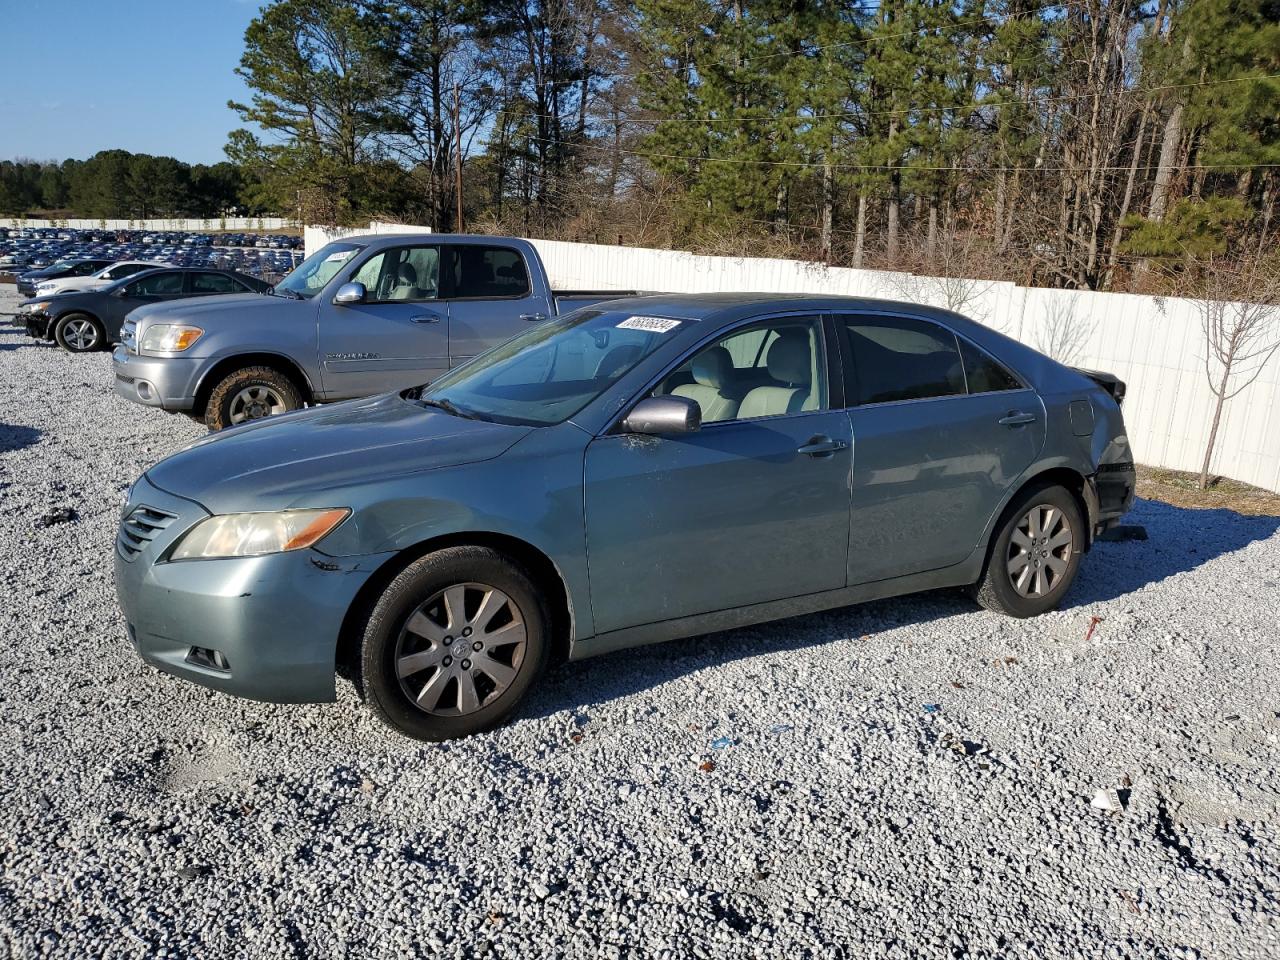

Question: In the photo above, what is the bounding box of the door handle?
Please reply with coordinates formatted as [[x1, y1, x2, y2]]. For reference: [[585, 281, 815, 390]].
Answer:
[[520, 312, 548, 322], [409, 313, 442, 324], [998, 412, 1037, 426], [797, 435, 848, 457]]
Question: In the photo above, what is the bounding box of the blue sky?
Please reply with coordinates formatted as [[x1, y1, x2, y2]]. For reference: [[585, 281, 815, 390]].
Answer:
[[0, 0, 264, 165]]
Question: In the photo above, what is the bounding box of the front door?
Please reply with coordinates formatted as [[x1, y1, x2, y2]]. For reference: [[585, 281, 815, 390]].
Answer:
[[834, 313, 1046, 584], [584, 314, 852, 635], [443, 244, 542, 365], [317, 242, 450, 398], [110, 271, 191, 335]]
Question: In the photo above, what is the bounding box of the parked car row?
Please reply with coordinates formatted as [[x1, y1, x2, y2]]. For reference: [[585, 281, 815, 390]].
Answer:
[[4, 231, 1137, 743], [1, 227, 303, 284]]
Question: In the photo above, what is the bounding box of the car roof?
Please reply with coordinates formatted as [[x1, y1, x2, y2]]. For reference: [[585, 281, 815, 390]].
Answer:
[[586, 292, 980, 327]]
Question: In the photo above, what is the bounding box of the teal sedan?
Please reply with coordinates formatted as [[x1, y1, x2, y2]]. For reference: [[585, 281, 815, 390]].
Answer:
[[115, 295, 1135, 741]]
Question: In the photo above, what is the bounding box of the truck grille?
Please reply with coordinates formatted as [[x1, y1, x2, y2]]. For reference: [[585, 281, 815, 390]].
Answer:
[[117, 505, 178, 561]]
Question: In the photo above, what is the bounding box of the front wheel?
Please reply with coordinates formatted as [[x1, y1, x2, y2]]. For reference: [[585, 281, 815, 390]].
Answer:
[[359, 547, 550, 741], [204, 365, 301, 430], [54, 313, 106, 352], [974, 484, 1084, 618]]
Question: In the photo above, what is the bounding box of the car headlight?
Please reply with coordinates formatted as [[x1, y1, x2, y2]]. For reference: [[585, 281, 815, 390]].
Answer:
[[139, 323, 204, 353], [170, 508, 350, 560], [24, 301, 50, 313]]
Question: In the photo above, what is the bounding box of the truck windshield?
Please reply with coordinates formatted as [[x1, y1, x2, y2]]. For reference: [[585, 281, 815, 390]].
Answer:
[[273, 241, 365, 299], [418, 308, 685, 426]]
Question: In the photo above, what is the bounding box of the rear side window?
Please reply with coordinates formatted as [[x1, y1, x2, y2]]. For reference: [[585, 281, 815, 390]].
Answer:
[[190, 272, 244, 294], [448, 246, 531, 299], [126, 272, 184, 297], [958, 338, 1023, 392], [839, 315, 966, 405]]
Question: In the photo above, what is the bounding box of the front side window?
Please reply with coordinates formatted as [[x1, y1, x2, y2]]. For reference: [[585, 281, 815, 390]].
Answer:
[[839, 315, 966, 405], [654, 315, 826, 423], [351, 245, 440, 302], [448, 246, 531, 299], [420, 308, 680, 426], [125, 272, 184, 297], [274, 241, 365, 299], [105, 263, 151, 280], [72, 261, 104, 276]]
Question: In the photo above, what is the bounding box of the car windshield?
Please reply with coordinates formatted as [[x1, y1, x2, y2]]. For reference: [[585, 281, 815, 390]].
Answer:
[[273, 241, 364, 299], [418, 308, 686, 426]]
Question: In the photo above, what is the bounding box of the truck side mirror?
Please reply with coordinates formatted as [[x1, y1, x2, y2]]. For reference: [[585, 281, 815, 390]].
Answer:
[[334, 282, 366, 305], [622, 395, 702, 435]]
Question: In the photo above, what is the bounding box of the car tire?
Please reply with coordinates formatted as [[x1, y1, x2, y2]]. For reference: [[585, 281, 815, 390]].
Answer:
[[53, 313, 106, 352], [359, 547, 550, 742], [205, 366, 301, 431], [973, 483, 1084, 618]]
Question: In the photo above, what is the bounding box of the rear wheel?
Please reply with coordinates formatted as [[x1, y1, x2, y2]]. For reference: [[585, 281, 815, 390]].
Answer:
[[54, 313, 105, 353], [204, 366, 301, 430], [974, 484, 1083, 618], [359, 547, 549, 741]]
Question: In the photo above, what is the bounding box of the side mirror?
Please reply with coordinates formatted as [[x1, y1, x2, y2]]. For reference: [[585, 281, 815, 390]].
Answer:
[[622, 395, 701, 436], [334, 281, 366, 305]]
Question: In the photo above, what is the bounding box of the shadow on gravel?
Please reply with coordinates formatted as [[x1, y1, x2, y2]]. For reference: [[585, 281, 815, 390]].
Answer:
[[524, 495, 1280, 717], [1066, 496, 1280, 606], [0, 423, 42, 453], [0, 339, 36, 352]]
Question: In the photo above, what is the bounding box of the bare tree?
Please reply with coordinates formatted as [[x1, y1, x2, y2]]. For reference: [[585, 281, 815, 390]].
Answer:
[[1192, 258, 1280, 490], [888, 228, 999, 324], [1035, 292, 1096, 365]]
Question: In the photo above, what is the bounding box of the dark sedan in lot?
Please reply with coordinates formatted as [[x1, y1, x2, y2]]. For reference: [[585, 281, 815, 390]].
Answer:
[[115, 294, 1136, 742], [16, 257, 114, 297], [21, 267, 271, 352]]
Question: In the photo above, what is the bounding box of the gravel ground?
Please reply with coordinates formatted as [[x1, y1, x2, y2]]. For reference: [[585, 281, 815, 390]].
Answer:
[[2, 282, 1279, 959]]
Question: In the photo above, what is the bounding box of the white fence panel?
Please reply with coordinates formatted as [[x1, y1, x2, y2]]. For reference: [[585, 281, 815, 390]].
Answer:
[[304, 224, 1280, 493]]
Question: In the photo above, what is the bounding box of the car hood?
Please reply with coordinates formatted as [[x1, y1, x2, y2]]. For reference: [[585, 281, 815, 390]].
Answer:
[[129, 293, 299, 327], [145, 393, 534, 514]]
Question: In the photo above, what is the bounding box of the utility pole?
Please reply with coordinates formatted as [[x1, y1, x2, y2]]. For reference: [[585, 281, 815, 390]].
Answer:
[[453, 82, 464, 233]]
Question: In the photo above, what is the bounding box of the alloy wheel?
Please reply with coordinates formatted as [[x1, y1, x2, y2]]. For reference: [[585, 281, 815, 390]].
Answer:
[[64, 318, 99, 350], [228, 385, 286, 424], [395, 582, 528, 716], [1006, 503, 1073, 598]]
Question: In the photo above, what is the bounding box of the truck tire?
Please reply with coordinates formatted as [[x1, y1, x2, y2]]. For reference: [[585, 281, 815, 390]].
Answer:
[[205, 366, 301, 431], [54, 313, 106, 352]]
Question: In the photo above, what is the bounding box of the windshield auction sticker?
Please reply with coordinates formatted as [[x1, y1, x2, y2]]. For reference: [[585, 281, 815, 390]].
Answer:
[[324, 250, 354, 262], [617, 316, 682, 333]]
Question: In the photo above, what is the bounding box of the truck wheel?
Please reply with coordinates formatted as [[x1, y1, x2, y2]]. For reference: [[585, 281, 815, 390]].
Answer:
[[359, 547, 550, 742], [54, 313, 105, 352], [205, 366, 301, 431]]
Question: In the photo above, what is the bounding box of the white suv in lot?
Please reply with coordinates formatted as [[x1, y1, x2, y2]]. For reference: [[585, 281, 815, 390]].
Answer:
[[34, 260, 166, 296]]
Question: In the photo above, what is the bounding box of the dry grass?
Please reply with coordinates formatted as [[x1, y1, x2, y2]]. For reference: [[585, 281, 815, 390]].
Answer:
[[1137, 464, 1280, 516]]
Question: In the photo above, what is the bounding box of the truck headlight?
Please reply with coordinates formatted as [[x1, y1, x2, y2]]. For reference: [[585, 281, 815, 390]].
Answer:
[[170, 508, 350, 560], [140, 323, 204, 353]]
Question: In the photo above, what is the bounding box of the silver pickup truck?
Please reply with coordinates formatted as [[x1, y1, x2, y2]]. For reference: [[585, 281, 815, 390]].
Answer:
[[112, 234, 637, 429]]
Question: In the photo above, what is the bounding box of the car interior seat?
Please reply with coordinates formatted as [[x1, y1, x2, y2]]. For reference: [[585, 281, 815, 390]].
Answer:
[[737, 332, 816, 419], [671, 345, 742, 422]]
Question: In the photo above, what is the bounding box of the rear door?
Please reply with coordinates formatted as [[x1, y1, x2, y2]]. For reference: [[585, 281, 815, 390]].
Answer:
[[442, 244, 544, 365], [316, 242, 450, 398], [835, 312, 1046, 584]]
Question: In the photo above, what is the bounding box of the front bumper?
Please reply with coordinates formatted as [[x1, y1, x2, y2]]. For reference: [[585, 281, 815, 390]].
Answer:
[[112, 345, 204, 411], [114, 475, 393, 704], [24, 311, 52, 339]]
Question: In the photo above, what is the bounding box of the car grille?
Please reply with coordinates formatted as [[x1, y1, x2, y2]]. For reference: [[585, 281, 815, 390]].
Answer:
[[117, 505, 178, 561], [121, 319, 137, 352]]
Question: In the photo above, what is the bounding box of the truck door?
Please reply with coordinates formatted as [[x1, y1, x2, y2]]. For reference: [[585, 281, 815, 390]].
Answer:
[[442, 244, 544, 366], [316, 242, 450, 399]]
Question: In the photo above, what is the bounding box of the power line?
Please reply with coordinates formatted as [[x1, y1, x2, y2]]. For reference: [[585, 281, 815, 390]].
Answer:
[[525, 0, 1088, 94], [529, 132, 1280, 175], [499, 71, 1280, 129]]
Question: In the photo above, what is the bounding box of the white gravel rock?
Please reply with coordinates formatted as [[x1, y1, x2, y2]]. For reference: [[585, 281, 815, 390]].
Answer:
[[2, 283, 1280, 958]]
